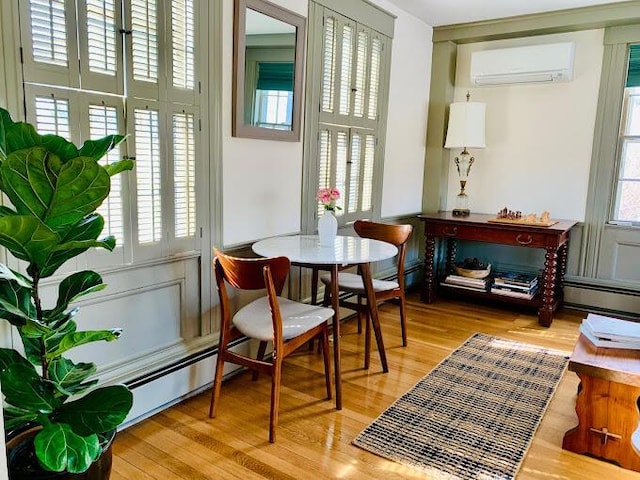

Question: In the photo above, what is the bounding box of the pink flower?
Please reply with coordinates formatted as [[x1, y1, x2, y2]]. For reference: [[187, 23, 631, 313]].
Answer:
[[317, 187, 342, 211]]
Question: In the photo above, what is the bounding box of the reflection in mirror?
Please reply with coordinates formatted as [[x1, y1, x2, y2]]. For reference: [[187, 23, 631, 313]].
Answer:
[[233, 0, 306, 141]]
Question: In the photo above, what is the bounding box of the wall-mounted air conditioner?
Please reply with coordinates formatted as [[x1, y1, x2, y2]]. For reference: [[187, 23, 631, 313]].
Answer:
[[470, 42, 575, 86]]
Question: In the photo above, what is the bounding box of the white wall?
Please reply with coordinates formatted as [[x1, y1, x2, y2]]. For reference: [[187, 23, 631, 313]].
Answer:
[[447, 29, 604, 221], [222, 0, 432, 246]]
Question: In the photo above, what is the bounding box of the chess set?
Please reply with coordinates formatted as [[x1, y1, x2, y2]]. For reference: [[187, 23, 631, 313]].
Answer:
[[487, 207, 558, 227]]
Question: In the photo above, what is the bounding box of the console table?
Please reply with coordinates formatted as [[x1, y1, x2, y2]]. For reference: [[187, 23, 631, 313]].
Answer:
[[419, 212, 577, 327]]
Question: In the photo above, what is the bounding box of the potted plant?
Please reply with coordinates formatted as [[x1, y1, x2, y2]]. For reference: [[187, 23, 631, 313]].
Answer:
[[0, 107, 134, 478]]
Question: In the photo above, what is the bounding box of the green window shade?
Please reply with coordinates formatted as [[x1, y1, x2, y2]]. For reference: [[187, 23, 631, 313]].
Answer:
[[256, 62, 294, 91], [626, 44, 640, 87]]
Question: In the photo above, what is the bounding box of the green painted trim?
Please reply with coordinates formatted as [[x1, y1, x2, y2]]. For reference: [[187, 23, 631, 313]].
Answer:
[[579, 41, 631, 277], [422, 41, 457, 213], [313, 0, 395, 38], [433, 1, 640, 44]]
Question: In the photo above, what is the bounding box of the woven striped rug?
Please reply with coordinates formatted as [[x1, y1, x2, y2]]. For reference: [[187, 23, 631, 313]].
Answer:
[[353, 333, 569, 479]]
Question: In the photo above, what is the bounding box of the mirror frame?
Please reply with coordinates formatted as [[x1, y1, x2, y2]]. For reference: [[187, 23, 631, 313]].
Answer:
[[233, 0, 306, 141]]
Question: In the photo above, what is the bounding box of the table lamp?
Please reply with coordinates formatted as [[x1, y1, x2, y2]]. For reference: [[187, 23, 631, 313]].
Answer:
[[444, 92, 486, 216]]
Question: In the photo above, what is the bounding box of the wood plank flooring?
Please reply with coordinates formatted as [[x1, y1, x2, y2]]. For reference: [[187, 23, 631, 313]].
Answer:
[[111, 293, 640, 479]]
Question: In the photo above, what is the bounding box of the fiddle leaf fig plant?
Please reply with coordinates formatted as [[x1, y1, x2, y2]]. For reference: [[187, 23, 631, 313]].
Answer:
[[0, 107, 134, 474]]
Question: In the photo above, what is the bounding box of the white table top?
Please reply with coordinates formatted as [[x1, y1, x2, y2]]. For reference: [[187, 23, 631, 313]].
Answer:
[[252, 234, 397, 265]]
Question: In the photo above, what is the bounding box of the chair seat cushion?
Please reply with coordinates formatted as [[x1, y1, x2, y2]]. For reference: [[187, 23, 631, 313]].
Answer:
[[233, 296, 334, 341], [320, 272, 399, 295]]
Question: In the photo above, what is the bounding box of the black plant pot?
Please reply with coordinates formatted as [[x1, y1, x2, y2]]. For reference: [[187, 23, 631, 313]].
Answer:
[[6, 426, 116, 480]]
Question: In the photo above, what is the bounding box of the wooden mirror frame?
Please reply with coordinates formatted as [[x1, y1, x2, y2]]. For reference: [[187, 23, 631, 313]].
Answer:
[[232, 0, 306, 141]]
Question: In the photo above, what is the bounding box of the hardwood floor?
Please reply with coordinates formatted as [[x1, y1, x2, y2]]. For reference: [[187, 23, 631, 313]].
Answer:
[[111, 293, 640, 479]]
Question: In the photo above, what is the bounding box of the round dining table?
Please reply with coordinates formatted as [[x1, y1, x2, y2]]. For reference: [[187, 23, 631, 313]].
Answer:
[[252, 234, 398, 410]]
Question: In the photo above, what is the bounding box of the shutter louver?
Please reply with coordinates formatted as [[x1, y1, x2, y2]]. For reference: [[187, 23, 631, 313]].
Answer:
[[29, 0, 68, 66], [171, 0, 194, 89], [367, 37, 381, 121], [338, 24, 353, 116], [335, 131, 348, 214], [173, 112, 196, 238], [35, 95, 71, 139], [135, 108, 162, 243], [318, 130, 331, 217], [131, 0, 158, 82], [89, 104, 124, 244], [354, 31, 368, 118], [361, 134, 375, 211], [321, 16, 336, 114], [86, 0, 117, 75], [348, 133, 361, 213]]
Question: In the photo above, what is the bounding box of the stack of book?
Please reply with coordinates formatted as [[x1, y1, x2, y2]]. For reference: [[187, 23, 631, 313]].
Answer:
[[580, 313, 640, 349], [441, 274, 489, 292], [490, 272, 538, 300]]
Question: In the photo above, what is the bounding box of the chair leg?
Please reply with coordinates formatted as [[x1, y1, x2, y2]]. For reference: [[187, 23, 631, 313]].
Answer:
[[311, 268, 319, 305], [364, 312, 372, 370], [320, 327, 332, 400], [357, 296, 363, 334], [209, 348, 226, 418], [399, 295, 408, 347], [252, 341, 268, 381], [269, 351, 283, 443]]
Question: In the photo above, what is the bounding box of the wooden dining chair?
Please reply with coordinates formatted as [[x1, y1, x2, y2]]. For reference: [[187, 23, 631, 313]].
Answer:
[[320, 221, 413, 366], [210, 248, 334, 443]]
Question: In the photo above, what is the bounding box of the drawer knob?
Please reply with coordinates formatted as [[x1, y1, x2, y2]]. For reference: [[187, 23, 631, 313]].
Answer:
[[589, 427, 621, 446], [443, 226, 458, 236], [516, 234, 533, 245]]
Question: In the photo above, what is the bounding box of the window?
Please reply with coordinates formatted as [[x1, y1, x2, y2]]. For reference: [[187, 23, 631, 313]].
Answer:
[[19, 0, 201, 265], [308, 4, 391, 225], [613, 45, 640, 224]]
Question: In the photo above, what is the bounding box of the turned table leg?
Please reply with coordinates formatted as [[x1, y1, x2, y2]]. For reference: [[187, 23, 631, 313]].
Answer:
[[422, 235, 436, 303], [539, 246, 558, 327]]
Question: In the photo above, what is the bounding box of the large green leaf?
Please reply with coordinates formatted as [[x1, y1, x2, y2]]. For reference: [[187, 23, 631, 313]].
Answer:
[[0, 263, 32, 288], [105, 158, 134, 177], [4, 120, 40, 155], [40, 134, 79, 163], [0, 348, 31, 372], [44, 157, 110, 231], [0, 361, 59, 412], [78, 135, 125, 160], [55, 271, 104, 313], [39, 214, 106, 277], [48, 357, 98, 396], [3, 405, 39, 431], [0, 276, 36, 326], [55, 385, 133, 436], [45, 329, 121, 360], [34, 423, 101, 473], [0, 108, 13, 162], [0, 215, 60, 266]]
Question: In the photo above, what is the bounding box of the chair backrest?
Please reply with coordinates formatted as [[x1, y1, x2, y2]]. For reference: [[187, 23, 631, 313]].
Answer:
[[213, 248, 291, 340], [353, 220, 413, 287], [213, 248, 290, 293]]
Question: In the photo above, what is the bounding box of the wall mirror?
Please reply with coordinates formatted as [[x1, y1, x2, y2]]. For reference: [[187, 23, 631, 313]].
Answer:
[[233, 0, 306, 141]]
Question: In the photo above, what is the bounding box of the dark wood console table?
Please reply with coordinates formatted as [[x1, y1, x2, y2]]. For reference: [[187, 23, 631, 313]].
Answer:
[[418, 212, 577, 327]]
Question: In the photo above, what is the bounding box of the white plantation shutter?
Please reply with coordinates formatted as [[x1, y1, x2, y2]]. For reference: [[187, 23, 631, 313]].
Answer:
[[20, 0, 202, 265], [134, 107, 162, 245], [315, 6, 390, 224], [77, 0, 124, 93], [89, 104, 125, 244], [20, 0, 79, 86], [172, 111, 196, 239]]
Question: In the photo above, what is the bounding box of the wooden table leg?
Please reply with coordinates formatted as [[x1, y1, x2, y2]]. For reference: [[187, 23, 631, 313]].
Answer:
[[361, 262, 388, 373], [539, 246, 559, 327], [330, 265, 342, 410], [422, 235, 436, 303]]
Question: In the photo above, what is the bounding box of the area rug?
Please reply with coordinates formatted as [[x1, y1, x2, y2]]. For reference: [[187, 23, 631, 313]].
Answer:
[[352, 332, 569, 479]]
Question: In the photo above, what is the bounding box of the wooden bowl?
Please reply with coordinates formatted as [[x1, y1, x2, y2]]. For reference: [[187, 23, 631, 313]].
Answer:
[[455, 264, 491, 279]]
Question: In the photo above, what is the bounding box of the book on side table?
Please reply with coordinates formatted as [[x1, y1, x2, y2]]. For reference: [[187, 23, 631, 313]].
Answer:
[[580, 313, 640, 350]]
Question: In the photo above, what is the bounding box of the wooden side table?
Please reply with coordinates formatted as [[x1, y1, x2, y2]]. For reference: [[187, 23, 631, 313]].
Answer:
[[563, 334, 640, 471]]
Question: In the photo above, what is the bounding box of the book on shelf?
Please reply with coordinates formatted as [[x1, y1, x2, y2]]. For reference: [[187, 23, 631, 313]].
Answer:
[[579, 323, 640, 350], [489, 287, 535, 300], [490, 282, 537, 294], [441, 282, 488, 292], [493, 272, 538, 287], [444, 274, 488, 288], [582, 313, 640, 344]]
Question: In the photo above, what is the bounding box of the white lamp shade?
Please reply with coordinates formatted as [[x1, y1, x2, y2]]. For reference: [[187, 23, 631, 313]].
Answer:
[[444, 101, 486, 149]]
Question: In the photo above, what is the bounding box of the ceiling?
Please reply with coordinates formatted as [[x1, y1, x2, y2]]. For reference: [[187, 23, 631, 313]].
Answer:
[[385, 0, 631, 26]]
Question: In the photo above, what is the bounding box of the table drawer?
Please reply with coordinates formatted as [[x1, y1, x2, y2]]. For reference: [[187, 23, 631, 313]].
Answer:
[[430, 223, 549, 248]]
